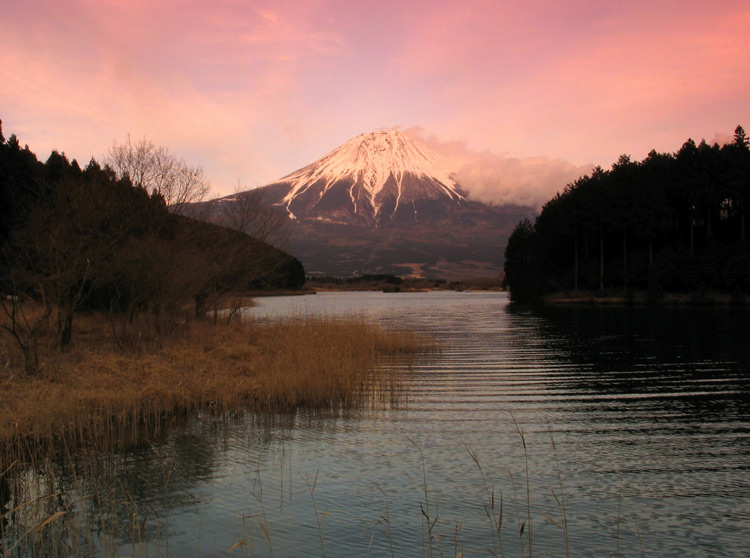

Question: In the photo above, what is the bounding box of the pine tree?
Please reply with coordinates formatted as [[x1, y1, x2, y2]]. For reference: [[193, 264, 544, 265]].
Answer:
[[734, 125, 749, 149]]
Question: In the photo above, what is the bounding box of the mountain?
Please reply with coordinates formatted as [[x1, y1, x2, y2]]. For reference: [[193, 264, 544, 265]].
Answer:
[[208, 129, 535, 280], [261, 129, 466, 226]]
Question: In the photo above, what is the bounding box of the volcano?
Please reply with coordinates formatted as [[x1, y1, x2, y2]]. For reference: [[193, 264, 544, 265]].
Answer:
[[261, 129, 467, 226], [210, 129, 535, 279]]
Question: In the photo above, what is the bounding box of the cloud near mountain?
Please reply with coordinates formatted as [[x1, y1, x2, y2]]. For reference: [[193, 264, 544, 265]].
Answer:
[[401, 127, 592, 209]]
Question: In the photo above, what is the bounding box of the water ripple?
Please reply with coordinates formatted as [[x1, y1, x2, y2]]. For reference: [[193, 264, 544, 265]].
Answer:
[[49, 292, 749, 558]]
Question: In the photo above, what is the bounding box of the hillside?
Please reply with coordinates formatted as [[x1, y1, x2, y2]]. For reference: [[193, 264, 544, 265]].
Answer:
[[0, 125, 304, 353]]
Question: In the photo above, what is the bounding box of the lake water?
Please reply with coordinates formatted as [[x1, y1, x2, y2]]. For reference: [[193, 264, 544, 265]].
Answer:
[[6, 291, 750, 557]]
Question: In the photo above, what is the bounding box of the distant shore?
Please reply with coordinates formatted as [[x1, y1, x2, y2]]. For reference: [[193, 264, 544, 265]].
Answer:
[[304, 275, 504, 293], [543, 289, 747, 305]]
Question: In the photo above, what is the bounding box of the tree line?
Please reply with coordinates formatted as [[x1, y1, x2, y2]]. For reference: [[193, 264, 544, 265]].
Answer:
[[504, 125, 750, 302], [0, 121, 304, 372]]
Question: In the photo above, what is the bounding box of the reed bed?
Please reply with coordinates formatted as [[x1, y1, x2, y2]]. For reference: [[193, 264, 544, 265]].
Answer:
[[0, 308, 427, 557], [0, 309, 428, 460]]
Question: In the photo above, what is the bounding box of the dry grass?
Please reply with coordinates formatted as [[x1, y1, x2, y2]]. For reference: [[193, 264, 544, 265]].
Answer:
[[0, 307, 428, 459]]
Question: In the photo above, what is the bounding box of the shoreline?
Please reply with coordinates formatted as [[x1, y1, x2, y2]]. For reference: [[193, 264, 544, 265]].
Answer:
[[542, 289, 746, 306]]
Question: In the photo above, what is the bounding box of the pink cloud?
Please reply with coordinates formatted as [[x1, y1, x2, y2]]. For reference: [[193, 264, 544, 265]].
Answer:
[[403, 127, 590, 209], [387, 2, 750, 164], [0, 1, 349, 183], [2, 0, 749, 199]]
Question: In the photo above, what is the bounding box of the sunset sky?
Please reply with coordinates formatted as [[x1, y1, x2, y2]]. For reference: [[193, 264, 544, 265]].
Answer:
[[3, 0, 749, 203]]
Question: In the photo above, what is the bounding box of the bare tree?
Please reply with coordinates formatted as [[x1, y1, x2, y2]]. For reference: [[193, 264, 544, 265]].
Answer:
[[15, 177, 130, 348], [222, 184, 289, 247], [107, 134, 210, 216], [0, 271, 52, 374], [3, 161, 151, 350]]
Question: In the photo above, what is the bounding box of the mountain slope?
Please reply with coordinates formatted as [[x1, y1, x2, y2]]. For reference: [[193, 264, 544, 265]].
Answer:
[[261, 129, 470, 226], [207, 129, 535, 279]]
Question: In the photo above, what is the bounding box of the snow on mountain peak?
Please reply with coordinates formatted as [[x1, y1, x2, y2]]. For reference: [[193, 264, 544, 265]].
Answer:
[[277, 129, 464, 219]]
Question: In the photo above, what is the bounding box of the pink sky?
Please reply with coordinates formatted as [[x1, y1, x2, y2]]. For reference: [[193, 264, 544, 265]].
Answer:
[[2, 0, 749, 202]]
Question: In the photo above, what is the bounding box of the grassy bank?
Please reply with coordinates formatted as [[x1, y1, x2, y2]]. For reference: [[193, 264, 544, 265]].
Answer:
[[0, 307, 427, 455]]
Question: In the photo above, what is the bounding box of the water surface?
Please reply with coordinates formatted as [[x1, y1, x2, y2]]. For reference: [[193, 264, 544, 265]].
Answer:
[[8, 292, 750, 557]]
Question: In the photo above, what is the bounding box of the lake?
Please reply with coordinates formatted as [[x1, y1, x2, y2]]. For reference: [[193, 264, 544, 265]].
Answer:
[[5, 291, 750, 557]]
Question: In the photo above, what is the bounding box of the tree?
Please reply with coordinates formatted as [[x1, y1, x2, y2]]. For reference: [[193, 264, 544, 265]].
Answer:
[[503, 219, 540, 302], [1, 147, 166, 350], [106, 134, 210, 216], [734, 125, 749, 149], [506, 125, 750, 297], [9, 168, 140, 348], [222, 185, 288, 246], [2, 124, 305, 361], [179, 217, 302, 320], [0, 271, 51, 374], [726, 126, 750, 241], [1, 132, 49, 371]]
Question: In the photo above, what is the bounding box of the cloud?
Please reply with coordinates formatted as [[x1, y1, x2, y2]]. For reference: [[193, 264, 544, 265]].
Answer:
[[3, 1, 749, 201], [402, 127, 591, 209], [710, 132, 734, 147]]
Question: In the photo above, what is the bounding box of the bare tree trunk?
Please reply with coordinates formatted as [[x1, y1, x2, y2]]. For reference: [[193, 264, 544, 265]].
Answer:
[[622, 229, 627, 291], [57, 300, 74, 350], [599, 229, 604, 291], [742, 202, 746, 242], [574, 227, 579, 292], [649, 238, 653, 267], [194, 292, 208, 319], [1, 288, 52, 374], [4, 323, 39, 374]]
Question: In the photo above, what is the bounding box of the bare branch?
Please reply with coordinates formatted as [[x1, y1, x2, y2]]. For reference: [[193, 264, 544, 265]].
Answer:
[[223, 185, 289, 246], [106, 134, 210, 215]]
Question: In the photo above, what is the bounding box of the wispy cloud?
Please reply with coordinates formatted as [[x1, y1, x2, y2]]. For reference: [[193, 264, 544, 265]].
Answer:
[[403, 127, 590, 209], [2, 0, 749, 199]]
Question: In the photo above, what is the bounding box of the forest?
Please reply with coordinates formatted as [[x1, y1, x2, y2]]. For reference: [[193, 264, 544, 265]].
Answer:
[[0, 121, 304, 372], [504, 125, 750, 303]]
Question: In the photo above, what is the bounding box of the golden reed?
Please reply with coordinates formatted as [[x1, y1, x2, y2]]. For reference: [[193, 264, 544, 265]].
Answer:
[[1, 308, 428, 460]]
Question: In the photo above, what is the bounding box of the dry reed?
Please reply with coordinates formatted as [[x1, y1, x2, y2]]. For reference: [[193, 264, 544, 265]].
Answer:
[[0, 308, 428, 464]]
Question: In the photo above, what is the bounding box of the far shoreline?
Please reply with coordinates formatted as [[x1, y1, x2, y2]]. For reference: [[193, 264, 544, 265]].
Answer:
[[303, 275, 504, 294], [541, 289, 747, 306]]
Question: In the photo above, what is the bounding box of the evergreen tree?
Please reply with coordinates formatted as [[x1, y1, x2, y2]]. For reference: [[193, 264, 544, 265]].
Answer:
[[504, 218, 540, 302], [734, 125, 749, 149], [503, 125, 750, 301]]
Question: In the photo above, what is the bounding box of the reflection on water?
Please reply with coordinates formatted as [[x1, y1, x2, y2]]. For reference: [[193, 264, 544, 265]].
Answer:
[[3, 292, 750, 557]]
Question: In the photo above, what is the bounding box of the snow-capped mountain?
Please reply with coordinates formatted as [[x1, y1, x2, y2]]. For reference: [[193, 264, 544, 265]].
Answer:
[[202, 129, 535, 279], [261, 129, 468, 225]]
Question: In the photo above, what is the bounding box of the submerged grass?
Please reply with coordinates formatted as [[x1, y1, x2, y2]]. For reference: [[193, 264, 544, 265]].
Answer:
[[0, 306, 429, 555], [0, 413, 644, 557]]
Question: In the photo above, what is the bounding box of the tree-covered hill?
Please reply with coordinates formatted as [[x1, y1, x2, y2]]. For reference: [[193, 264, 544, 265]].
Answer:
[[504, 126, 750, 303], [1, 120, 304, 356]]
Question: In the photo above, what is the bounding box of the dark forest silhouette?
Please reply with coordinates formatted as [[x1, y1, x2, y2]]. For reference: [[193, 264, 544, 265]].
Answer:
[[0, 121, 303, 370], [504, 126, 750, 303]]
